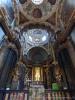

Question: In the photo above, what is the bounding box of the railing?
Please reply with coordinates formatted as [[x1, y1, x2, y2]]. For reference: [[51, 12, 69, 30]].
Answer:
[[0, 89, 75, 100], [45, 90, 72, 100], [0, 90, 28, 100]]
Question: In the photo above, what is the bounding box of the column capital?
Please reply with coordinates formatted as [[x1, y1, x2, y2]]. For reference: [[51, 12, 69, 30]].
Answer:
[[17, 61, 26, 68]]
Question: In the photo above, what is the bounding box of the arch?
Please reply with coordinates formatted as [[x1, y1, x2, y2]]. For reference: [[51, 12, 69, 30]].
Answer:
[[27, 46, 49, 64]]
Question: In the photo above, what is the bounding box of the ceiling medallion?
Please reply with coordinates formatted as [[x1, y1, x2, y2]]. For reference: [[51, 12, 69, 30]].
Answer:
[[31, 0, 43, 5], [32, 8, 42, 18]]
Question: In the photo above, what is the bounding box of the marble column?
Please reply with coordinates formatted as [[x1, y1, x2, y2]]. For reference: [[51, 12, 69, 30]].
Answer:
[[67, 40, 75, 89], [17, 62, 26, 90], [43, 69, 47, 89], [0, 49, 6, 78], [58, 47, 75, 89], [45, 67, 51, 89], [67, 40, 75, 69], [0, 48, 17, 89]]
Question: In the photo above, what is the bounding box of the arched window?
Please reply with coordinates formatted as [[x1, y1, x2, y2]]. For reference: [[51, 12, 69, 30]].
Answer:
[[70, 26, 75, 43], [0, 25, 5, 41], [32, 0, 43, 5]]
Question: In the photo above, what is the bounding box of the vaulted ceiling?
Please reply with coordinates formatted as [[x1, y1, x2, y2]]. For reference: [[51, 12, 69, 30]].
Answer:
[[0, 0, 75, 65], [0, 0, 75, 48]]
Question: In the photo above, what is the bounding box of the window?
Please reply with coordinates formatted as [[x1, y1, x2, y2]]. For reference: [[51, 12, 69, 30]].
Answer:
[[68, 0, 75, 6], [0, 26, 5, 40], [0, 0, 14, 23], [71, 27, 75, 43], [32, 0, 43, 5], [0, 0, 12, 7]]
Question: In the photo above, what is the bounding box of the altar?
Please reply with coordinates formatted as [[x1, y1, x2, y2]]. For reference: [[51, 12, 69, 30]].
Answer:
[[29, 83, 45, 100]]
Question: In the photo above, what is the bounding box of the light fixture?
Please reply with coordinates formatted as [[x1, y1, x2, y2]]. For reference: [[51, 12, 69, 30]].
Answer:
[[42, 36, 46, 41], [29, 36, 32, 42], [32, 0, 43, 5]]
